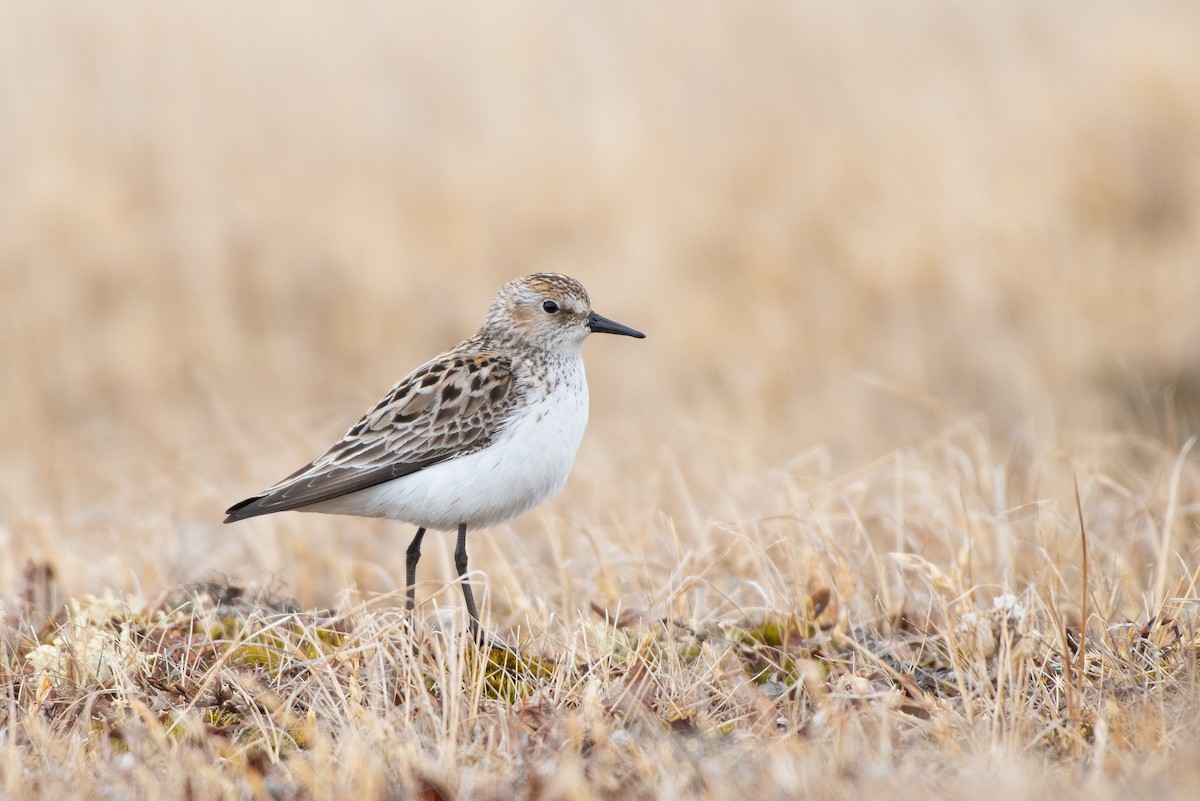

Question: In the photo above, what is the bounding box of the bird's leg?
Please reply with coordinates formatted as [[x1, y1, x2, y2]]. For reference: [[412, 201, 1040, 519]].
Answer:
[[454, 523, 483, 642], [405, 527, 426, 613]]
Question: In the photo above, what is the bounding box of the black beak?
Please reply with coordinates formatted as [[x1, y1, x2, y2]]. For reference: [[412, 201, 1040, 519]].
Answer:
[[587, 310, 645, 339]]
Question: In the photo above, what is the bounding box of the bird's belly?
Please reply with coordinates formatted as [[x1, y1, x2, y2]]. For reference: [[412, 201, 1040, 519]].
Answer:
[[304, 388, 588, 531]]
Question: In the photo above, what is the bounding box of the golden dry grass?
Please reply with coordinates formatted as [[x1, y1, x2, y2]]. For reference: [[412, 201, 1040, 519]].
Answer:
[[2, 1, 1200, 798]]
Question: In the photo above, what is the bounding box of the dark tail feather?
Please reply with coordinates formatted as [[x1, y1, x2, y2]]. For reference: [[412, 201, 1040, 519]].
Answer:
[[224, 496, 272, 524]]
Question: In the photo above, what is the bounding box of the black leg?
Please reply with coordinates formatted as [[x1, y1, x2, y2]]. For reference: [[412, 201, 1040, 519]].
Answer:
[[454, 523, 482, 642], [405, 527, 425, 613]]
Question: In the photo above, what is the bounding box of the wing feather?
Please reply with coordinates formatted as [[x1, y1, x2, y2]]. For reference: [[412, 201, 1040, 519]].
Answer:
[[224, 351, 516, 522]]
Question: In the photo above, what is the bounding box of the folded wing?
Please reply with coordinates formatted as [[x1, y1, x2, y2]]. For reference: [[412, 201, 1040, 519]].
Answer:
[[224, 351, 516, 522]]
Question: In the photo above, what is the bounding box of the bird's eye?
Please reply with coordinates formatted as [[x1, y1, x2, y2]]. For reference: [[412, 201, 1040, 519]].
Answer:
[[542, 300, 560, 314]]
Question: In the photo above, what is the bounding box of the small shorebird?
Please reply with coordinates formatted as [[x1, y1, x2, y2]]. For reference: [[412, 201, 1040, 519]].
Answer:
[[224, 274, 644, 640]]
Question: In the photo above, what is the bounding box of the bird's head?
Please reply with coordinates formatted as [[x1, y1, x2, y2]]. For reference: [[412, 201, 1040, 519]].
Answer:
[[482, 273, 644, 353]]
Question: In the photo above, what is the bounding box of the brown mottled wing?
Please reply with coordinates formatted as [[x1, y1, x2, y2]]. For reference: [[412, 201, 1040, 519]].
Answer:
[[224, 352, 516, 522]]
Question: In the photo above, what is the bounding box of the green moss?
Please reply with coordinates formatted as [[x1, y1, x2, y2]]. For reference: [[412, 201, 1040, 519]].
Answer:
[[313, 627, 345, 649], [229, 642, 283, 671], [476, 645, 557, 702], [203, 707, 244, 731], [727, 617, 814, 685], [733, 617, 813, 649], [674, 635, 703, 663]]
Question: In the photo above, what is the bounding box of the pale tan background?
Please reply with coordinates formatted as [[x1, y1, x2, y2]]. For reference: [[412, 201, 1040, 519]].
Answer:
[[2, 0, 1199, 610]]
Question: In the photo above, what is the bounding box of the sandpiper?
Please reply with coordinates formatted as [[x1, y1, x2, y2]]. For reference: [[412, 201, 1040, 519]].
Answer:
[[224, 274, 645, 640]]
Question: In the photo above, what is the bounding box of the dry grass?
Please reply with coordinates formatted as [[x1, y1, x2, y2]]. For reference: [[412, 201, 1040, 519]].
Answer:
[[2, 1, 1200, 798]]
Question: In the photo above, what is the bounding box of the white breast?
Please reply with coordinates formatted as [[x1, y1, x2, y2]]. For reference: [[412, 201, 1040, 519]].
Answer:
[[305, 355, 589, 531]]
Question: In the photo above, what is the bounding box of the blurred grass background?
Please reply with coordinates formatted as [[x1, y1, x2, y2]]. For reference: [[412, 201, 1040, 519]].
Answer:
[[1, 0, 1199, 607]]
